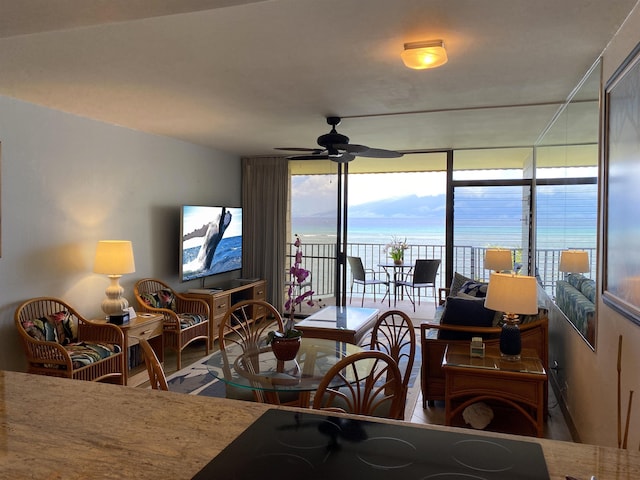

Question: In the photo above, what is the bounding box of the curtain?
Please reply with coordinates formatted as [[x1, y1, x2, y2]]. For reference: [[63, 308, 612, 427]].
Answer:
[[241, 156, 288, 309]]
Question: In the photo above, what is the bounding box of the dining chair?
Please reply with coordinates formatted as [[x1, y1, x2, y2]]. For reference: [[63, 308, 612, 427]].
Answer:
[[368, 310, 416, 420], [218, 299, 304, 406], [312, 350, 404, 420], [347, 256, 390, 307], [396, 259, 441, 310], [138, 337, 169, 391]]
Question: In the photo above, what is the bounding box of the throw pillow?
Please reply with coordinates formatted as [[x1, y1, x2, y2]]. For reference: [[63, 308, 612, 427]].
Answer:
[[438, 296, 496, 341], [458, 279, 489, 298], [22, 310, 75, 345], [449, 272, 473, 297]]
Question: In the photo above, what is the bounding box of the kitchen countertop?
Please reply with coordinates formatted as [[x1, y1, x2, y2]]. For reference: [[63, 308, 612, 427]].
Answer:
[[0, 370, 638, 479]]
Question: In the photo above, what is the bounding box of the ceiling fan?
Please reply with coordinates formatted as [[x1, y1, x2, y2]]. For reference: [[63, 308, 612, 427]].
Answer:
[[276, 116, 403, 162]]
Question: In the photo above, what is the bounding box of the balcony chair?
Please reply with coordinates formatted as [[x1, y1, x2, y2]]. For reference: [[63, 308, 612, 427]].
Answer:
[[396, 259, 441, 310], [368, 310, 416, 420], [218, 299, 305, 406], [138, 337, 168, 391], [134, 278, 210, 371], [346, 255, 390, 307], [14, 297, 126, 384], [312, 350, 404, 420]]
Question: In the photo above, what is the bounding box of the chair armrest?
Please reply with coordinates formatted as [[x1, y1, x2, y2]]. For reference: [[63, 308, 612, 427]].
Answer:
[[78, 318, 125, 347], [420, 322, 502, 337], [173, 294, 210, 318], [18, 334, 73, 368], [438, 288, 450, 305]]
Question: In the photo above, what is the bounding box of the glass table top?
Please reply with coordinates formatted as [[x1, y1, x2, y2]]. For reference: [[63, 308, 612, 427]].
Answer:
[[442, 344, 546, 375]]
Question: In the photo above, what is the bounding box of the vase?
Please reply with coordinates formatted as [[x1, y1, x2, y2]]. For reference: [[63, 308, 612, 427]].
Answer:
[[393, 258, 403, 265], [271, 336, 301, 361]]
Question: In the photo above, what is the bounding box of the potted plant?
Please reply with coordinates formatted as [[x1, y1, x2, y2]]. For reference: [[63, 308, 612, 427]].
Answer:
[[268, 234, 315, 361], [385, 236, 409, 265]]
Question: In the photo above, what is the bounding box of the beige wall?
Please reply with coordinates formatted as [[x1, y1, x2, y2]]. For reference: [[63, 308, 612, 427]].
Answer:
[[554, 1, 640, 448], [0, 95, 241, 372]]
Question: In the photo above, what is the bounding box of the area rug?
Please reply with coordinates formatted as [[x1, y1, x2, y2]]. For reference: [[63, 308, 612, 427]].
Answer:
[[166, 341, 422, 419]]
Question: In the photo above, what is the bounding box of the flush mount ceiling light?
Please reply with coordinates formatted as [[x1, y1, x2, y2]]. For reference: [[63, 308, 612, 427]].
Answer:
[[401, 40, 448, 70]]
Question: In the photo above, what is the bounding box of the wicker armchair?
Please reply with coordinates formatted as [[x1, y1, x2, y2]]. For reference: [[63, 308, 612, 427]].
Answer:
[[14, 297, 126, 384], [134, 278, 210, 370]]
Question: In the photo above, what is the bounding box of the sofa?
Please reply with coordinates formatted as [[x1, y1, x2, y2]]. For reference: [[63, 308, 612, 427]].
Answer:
[[420, 273, 549, 408], [555, 273, 595, 345]]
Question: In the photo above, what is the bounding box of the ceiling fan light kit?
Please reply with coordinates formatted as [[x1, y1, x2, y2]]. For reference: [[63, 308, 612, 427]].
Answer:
[[401, 40, 448, 70]]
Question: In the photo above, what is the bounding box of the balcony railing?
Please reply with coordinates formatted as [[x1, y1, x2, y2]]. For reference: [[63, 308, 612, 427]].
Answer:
[[287, 243, 596, 300]]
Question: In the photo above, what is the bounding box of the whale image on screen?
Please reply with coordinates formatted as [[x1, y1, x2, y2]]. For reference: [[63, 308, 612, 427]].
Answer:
[[180, 205, 242, 282]]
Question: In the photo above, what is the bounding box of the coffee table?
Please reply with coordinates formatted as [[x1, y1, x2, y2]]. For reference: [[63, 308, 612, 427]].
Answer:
[[295, 306, 379, 344], [442, 344, 547, 437]]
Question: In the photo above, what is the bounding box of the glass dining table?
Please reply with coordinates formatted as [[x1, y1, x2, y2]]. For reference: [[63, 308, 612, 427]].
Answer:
[[209, 337, 363, 406]]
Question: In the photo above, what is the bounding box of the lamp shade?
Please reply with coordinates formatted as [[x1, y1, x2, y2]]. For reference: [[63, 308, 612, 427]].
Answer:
[[94, 240, 136, 275], [484, 248, 513, 272], [559, 249, 589, 273], [484, 273, 538, 315], [401, 40, 448, 69]]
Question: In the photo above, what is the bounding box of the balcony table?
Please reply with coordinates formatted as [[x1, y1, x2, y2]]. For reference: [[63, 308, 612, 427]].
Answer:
[[1, 370, 639, 479], [379, 262, 414, 306]]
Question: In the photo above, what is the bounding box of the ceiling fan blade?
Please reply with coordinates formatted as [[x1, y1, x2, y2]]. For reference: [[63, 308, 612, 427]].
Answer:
[[275, 147, 324, 153], [286, 154, 330, 160], [331, 152, 356, 163], [333, 143, 369, 154], [355, 148, 404, 158]]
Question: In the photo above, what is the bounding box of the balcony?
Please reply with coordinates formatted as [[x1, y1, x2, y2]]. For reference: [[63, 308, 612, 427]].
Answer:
[[288, 242, 596, 318]]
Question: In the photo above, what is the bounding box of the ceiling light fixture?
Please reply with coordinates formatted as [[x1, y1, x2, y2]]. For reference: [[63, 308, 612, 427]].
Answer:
[[401, 40, 448, 70]]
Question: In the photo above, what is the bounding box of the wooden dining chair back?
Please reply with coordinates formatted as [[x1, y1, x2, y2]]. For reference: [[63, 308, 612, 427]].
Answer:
[[14, 297, 126, 384], [347, 255, 390, 307], [312, 350, 404, 420], [397, 259, 441, 310], [369, 310, 416, 419], [218, 300, 302, 406], [138, 337, 168, 391], [134, 278, 210, 370]]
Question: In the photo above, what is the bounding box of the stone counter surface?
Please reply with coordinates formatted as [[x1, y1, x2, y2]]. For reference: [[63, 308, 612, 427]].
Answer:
[[1, 370, 639, 479]]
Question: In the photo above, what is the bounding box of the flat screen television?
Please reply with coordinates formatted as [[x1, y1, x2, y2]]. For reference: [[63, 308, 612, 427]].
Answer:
[[180, 205, 243, 282]]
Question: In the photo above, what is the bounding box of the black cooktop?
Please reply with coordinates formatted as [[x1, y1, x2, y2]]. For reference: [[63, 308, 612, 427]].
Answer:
[[192, 409, 550, 480]]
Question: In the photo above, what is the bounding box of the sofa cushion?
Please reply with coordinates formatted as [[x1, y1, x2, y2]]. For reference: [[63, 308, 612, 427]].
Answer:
[[65, 342, 122, 369], [22, 310, 76, 345], [567, 273, 587, 290], [580, 279, 596, 303], [438, 296, 496, 341]]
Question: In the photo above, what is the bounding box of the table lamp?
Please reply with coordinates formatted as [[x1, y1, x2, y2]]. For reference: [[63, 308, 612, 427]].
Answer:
[[559, 249, 589, 275], [94, 240, 136, 318], [484, 248, 513, 272], [484, 272, 538, 361]]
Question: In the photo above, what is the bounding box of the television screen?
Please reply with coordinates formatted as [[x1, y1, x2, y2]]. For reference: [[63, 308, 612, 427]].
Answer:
[[180, 205, 242, 282]]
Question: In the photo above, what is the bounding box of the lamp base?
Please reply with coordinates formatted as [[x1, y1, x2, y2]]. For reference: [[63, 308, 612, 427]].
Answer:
[[499, 314, 521, 361]]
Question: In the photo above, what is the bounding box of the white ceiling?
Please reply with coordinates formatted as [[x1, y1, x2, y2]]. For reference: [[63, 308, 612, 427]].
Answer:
[[0, 0, 637, 157]]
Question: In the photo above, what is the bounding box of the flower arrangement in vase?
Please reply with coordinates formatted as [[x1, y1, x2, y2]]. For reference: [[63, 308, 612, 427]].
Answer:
[[385, 236, 409, 265], [267, 234, 315, 360]]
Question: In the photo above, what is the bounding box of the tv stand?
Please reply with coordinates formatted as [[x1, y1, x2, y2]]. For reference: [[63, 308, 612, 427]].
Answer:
[[184, 279, 267, 344]]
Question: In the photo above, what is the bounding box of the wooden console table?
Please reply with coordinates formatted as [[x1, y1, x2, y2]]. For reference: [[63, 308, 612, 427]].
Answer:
[[184, 279, 267, 344], [442, 344, 547, 437]]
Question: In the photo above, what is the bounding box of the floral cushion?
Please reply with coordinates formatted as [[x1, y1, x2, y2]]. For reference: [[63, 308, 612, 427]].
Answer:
[[140, 289, 177, 311], [22, 310, 76, 345], [65, 342, 122, 369]]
